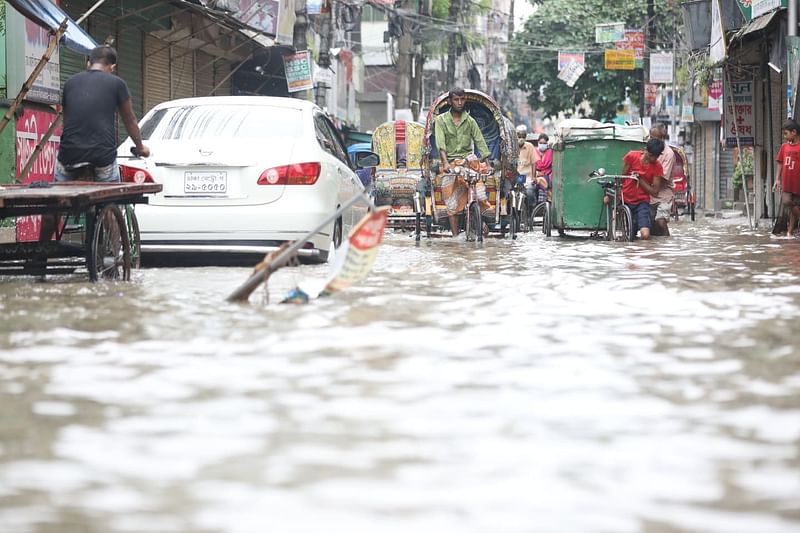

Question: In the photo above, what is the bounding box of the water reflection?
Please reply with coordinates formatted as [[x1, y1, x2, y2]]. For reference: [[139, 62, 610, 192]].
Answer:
[[0, 216, 798, 532]]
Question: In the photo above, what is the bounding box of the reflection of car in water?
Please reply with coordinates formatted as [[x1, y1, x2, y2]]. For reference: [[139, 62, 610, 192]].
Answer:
[[370, 120, 425, 228]]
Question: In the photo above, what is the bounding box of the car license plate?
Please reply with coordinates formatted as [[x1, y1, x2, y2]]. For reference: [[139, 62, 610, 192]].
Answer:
[[184, 171, 227, 194]]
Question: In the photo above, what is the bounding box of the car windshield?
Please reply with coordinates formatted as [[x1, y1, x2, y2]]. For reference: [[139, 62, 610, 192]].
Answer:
[[140, 104, 303, 141]]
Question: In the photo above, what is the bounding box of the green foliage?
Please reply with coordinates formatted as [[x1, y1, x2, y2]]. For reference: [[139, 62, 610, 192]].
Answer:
[[508, 0, 681, 121], [732, 148, 754, 189], [426, 0, 489, 58]]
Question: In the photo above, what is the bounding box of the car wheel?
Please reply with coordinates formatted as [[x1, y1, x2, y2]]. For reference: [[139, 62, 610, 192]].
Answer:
[[332, 216, 343, 249]]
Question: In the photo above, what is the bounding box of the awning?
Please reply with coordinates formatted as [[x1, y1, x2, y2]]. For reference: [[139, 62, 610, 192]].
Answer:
[[736, 8, 781, 38], [7, 0, 97, 54]]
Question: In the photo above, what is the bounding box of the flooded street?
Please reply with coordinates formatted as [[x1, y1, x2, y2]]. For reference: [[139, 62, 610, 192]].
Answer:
[[0, 216, 799, 533]]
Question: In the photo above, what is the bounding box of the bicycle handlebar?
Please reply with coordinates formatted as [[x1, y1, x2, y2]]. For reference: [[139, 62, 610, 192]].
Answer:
[[588, 174, 638, 183]]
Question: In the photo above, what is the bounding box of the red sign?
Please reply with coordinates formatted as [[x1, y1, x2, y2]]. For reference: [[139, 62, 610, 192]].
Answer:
[[15, 108, 61, 241], [645, 84, 658, 105]]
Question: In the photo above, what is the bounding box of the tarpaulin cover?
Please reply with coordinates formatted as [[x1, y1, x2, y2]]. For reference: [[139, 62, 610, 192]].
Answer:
[[8, 0, 97, 54]]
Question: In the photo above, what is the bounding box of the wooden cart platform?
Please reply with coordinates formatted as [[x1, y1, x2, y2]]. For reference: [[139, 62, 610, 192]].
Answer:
[[0, 182, 162, 280]]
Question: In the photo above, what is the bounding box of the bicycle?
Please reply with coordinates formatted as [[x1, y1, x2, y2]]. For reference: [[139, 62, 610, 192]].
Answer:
[[447, 165, 488, 242], [507, 175, 528, 240], [588, 168, 637, 242]]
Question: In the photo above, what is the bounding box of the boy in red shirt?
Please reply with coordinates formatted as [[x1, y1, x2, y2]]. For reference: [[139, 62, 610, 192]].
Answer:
[[621, 139, 664, 240], [773, 120, 800, 237]]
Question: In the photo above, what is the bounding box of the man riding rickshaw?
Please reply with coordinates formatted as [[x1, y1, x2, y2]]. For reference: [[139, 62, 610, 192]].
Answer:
[[417, 88, 519, 240]]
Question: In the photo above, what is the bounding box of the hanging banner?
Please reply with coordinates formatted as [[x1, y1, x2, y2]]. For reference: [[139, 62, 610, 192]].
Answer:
[[557, 60, 585, 87], [737, 0, 788, 22], [5, 2, 61, 104], [604, 49, 635, 70], [724, 78, 754, 147], [681, 104, 695, 123], [645, 83, 658, 106], [615, 30, 644, 69], [283, 50, 313, 92], [306, 0, 322, 15], [710, 0, 726, 64], [558, 51, 585, 71], [649, 52, 674, 83], [595, 22, 624, 44]]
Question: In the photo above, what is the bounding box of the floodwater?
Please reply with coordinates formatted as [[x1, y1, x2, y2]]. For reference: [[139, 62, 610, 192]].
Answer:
[[0, 216, 798, 533]]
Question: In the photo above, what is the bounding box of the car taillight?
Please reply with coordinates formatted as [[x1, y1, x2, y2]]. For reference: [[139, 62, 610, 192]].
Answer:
[[119, 164, 154, 184], [258, 162, 321, 185]]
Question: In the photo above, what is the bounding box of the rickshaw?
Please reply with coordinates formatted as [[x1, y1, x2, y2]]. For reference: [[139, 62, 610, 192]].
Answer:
[[416, 90, 519, 240], [547, 121, 648, 240], [671, 145, 696, 221], [370, 120, 425, 228]]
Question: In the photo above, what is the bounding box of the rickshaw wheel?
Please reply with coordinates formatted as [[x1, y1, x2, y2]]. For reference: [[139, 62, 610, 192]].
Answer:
[[465, 203, 482, 242], [542, 203, 552, 237], [88, 204, 131, 282], [610, 205, 634, 242], [126, 207, 142, 269]]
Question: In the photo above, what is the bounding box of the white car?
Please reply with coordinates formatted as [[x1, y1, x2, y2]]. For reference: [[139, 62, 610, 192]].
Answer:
[[117, 96, 377, 263]]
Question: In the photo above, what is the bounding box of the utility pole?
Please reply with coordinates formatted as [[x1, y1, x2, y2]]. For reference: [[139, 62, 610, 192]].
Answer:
[[396, 0, 413, 109], [316, 0, 333, 108], [643, 0, 655, 120], [446, 0, 460, 87]]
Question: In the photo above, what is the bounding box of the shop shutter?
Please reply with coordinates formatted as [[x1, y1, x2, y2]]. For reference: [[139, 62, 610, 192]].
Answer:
[[171, 45, 195, 100], [196, 51, 216, 97], [116, 25, 143, 140], [59, 0, 91, 88], [144, 35, 171, 111], [214, 59, 232, 96]]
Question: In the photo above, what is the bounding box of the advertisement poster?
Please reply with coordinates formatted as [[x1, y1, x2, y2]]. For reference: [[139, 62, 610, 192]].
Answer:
[[15, 108, 62, 241], [615, 30, 644, 68], [5, 1, 61, 104], [604, 49, 635, 70], [557, 51, 585, 71], [649, 52, 674, 83], [724, 78, 754, 147], [233, 0, 280, 36], [283, 50, 313, 92], [557, 61, 585, 87], [708, 78, 723, 111], [595, 22, 624, 44]]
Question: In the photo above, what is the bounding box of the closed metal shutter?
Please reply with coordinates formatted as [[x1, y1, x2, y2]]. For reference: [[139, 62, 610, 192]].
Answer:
[[171, 45, 195, 100], [144, 35, 170, 112], [116, 25, 144, 140], [59, 0, 90, 88], [214, 59, 232, 96], [196, 51, 215, 97]]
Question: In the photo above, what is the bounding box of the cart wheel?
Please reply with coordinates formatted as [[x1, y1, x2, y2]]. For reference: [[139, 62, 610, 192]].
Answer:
[[126, 206, 142, 269], [88, 204, 131, 282], [612, 204, 634, 242], [542, 202, 552, 237]]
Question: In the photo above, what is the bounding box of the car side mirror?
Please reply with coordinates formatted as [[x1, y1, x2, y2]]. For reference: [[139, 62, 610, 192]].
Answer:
[[355, 151, 379, 169]]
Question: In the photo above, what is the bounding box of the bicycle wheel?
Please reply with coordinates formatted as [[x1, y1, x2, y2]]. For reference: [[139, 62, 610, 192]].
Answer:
[[612, 204, 634, 242], [518, 197, 528, 233], [126, 206, 142, 269], [465, 202, 482, 242], [88, 204, 131, 282], [542, 202, 552, 237], [530, 202, 545, 228]]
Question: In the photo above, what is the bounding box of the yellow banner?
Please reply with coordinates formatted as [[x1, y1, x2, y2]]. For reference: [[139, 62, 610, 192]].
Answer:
[[604, 49, 635, 70]]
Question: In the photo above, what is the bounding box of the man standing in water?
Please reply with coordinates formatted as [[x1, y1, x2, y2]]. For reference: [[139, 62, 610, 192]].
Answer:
[[648, 124, 675, 236], [773, 120, 800, 237], [435, 88, 490, 236]]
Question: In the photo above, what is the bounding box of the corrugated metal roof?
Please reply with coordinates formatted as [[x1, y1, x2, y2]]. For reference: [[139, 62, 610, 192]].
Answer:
[[739, 9, 780, 37]]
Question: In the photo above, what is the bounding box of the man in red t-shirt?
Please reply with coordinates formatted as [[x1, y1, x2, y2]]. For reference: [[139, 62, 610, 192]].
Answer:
[[621, 139, 664, 240], [773, 120, 800, 237]]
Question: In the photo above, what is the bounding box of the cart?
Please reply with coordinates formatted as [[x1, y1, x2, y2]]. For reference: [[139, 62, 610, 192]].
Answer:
[[0, 182, 161, 281], [548, 122, 647, 238]]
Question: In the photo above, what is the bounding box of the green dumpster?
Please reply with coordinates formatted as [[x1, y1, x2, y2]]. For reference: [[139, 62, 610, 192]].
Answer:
[[550, 123, 646, 236]]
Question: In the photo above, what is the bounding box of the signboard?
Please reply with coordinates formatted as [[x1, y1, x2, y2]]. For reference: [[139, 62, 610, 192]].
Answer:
[[708, 78, 723, 111], [645, 83, 658, 106], [558, 51, 585, 71], [231, 0, 280, 36], [710, 0, 726, 64], [724, 78, 755, 146], [595, 22, 624, 43], [615, 30, 644, 69], [737, 0, 788, 21], [681, 104, 695, 123], [604, 49, 635, 70], [306, 0, 323, 15], [321, 207, 390, 296], [283, 50, 313, 92], [5, 3, 61, 104], [557, 60, 585, 87], [649, 52, 674, 83], [313, 62, 333, 85], [15, 108, 62, 241]]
